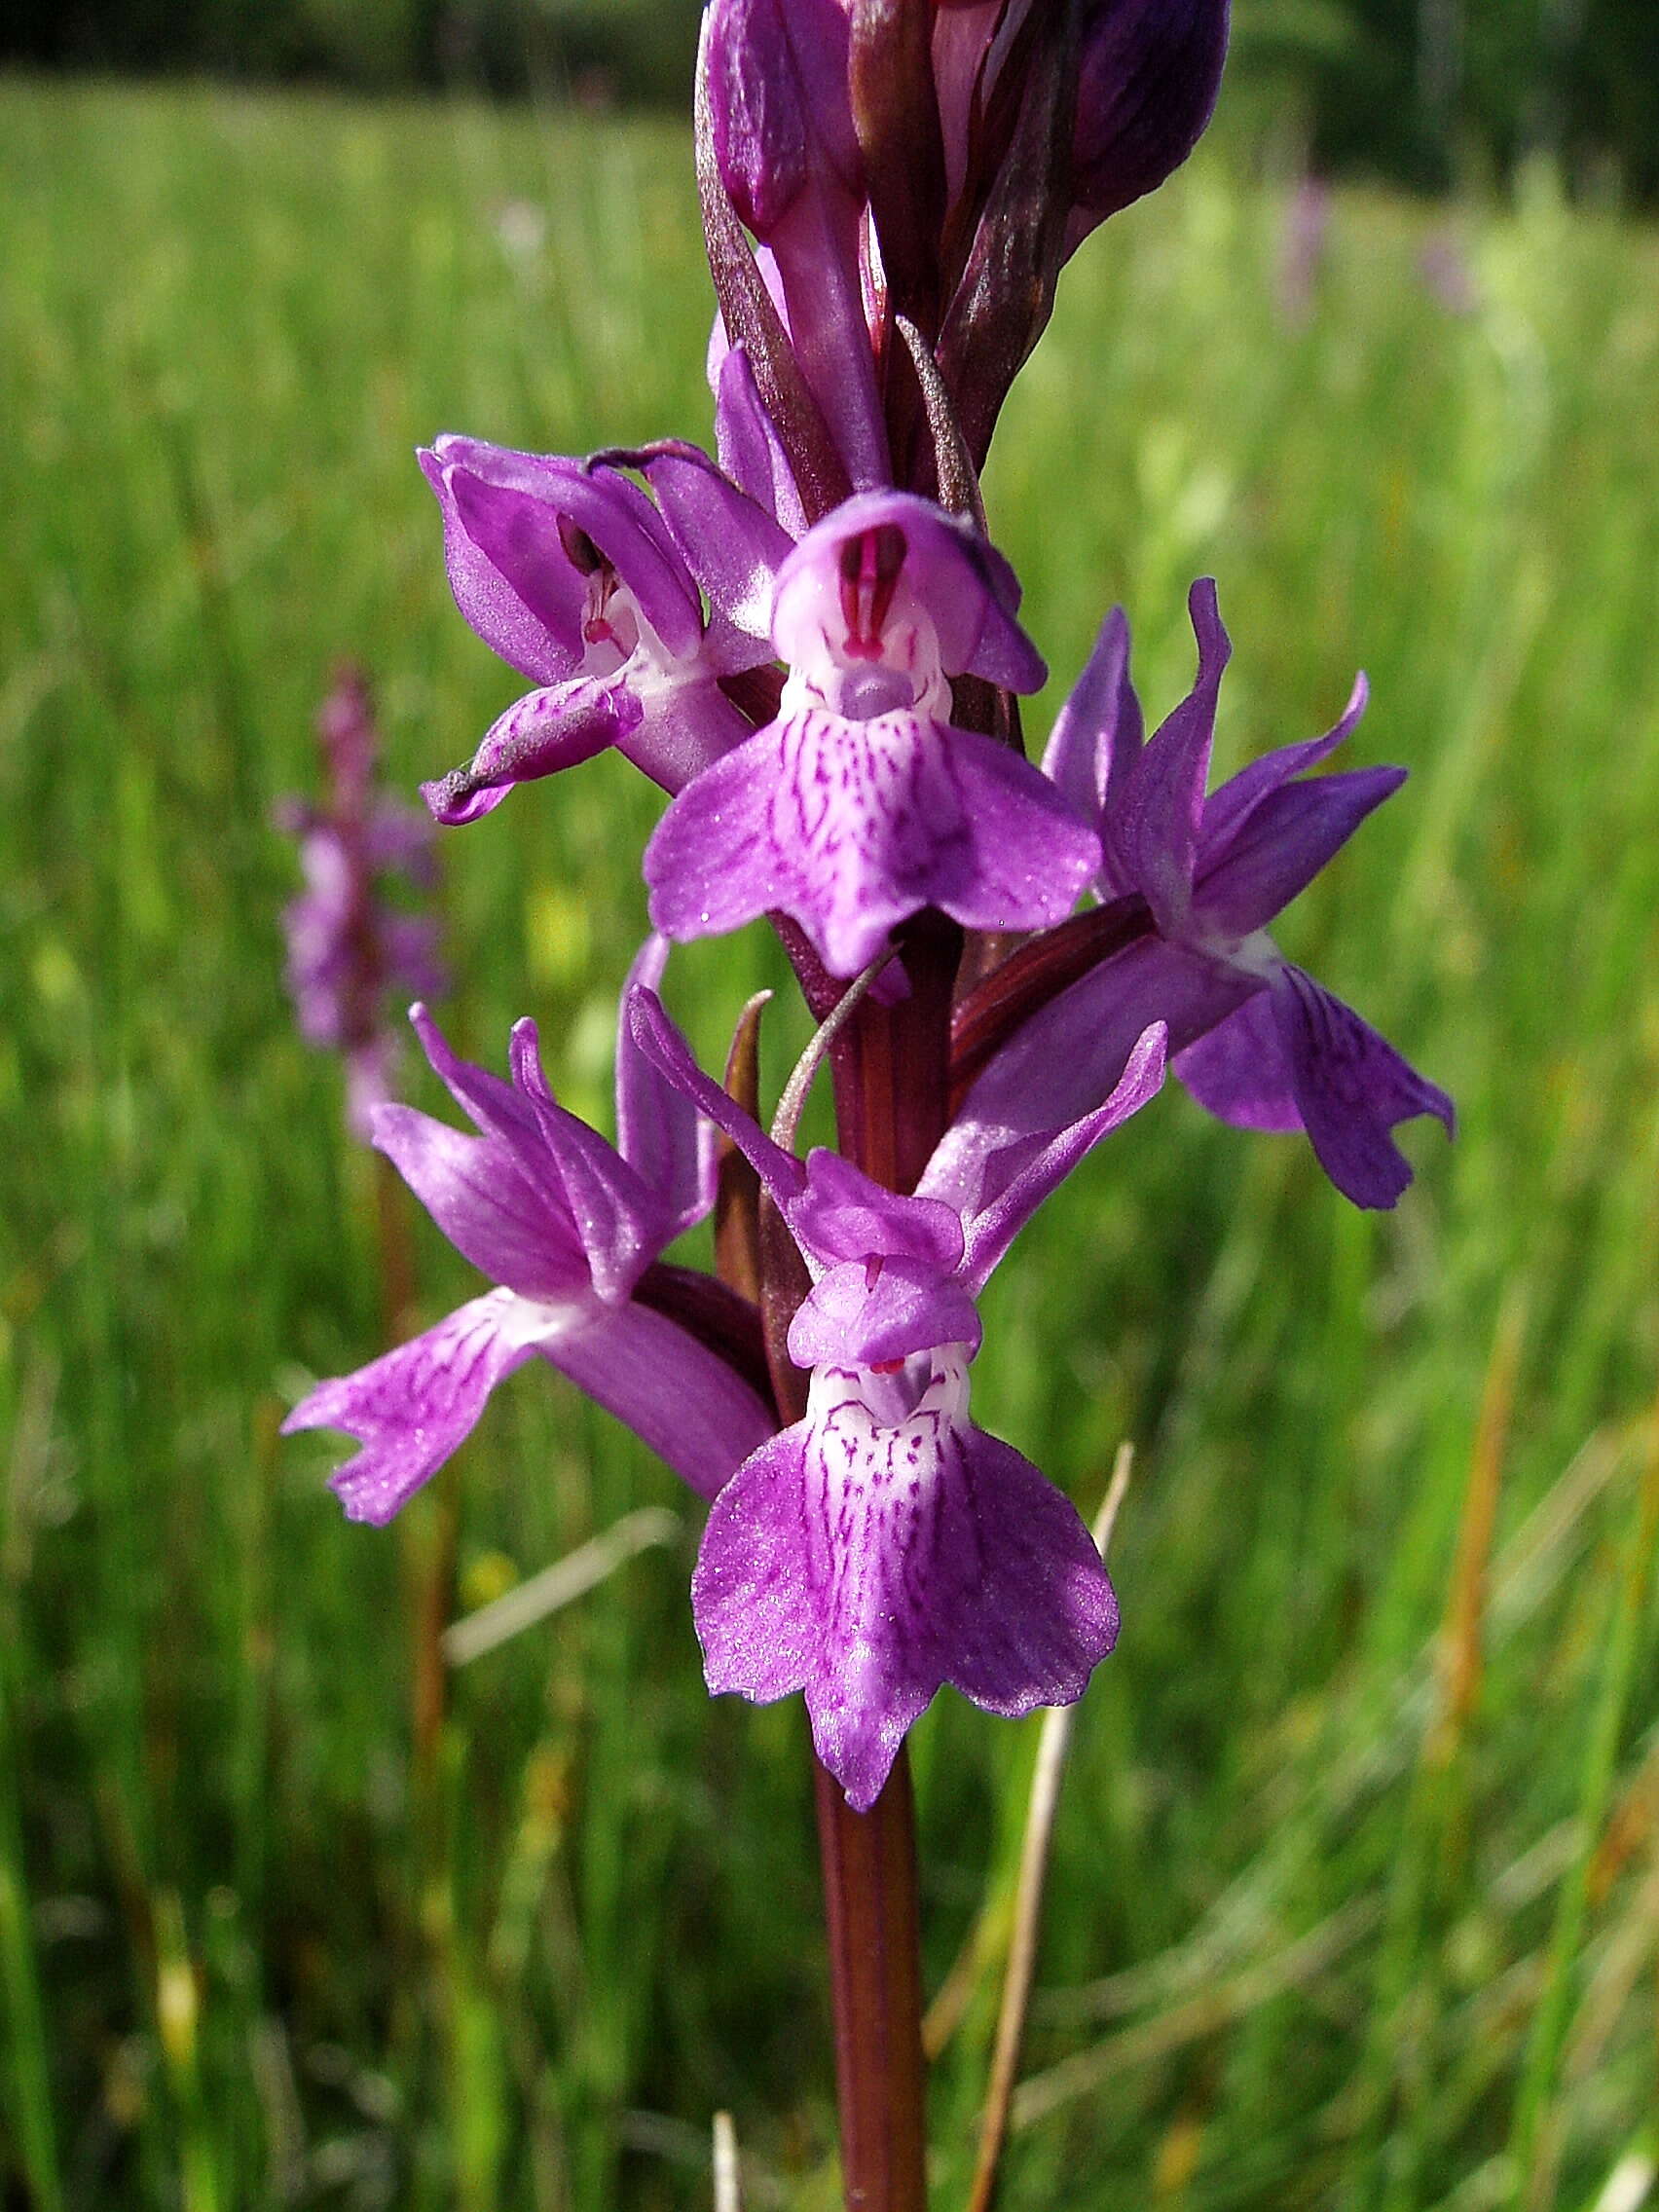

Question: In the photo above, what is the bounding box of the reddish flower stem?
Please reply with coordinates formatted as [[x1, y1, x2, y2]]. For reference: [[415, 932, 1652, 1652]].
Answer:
[[808, 909, 963, 2212], [813, 1751, 929, 2212]]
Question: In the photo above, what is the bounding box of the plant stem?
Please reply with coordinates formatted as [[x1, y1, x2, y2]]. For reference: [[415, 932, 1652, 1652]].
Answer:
[[807, 911, 963, 2212], [813, 1751, 930, 2212]]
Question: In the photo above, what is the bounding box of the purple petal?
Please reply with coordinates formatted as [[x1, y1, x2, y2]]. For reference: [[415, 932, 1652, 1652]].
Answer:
[[927, 939, 1247, 1214], [614, 937, 717, 1240], [693, 1358, 1117, 1810], [1195, 763, 1405, 939], [408, 1003, 544, 1157], [431, 438, 705, 664], [547, 1300, 776, 1501], [938, 1426, 1119, 1716], [1106, 577, 1231, 932], [793, 1149, 964, 1271], [764, 182, 890, 495], [1173, 987, 1302, 1131], [645, 708, 1098, 978], [614, 681, 756, 798], [370, 1101, 589, 1301], [625, 987, 807, 1218], [284, 1291, 543, 1524], [1271, 966, 1455, 1208], [690, 1423, 821, 1699], [947, 1020, 1168, 1292], [1040, 606, 1143, 872], [788, 1258, 982, 1368], [1199, 673, 1369, 857], [506, 1020, 670, 1304], [645, 441, 794, 646], [714, 343, 808, 539], [705, 0, 860, 234], [420, 446, 584, 685], [421, 676, 638, 826]]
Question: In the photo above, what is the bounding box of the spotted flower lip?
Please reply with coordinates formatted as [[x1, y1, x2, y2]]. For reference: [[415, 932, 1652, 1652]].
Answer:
[[643, 488, 1101, 977], [940, 579, 1454, 1210], [281, 940, 774, 1523], [628, 983, 1166, 1807], [417, 435, 771, 824]]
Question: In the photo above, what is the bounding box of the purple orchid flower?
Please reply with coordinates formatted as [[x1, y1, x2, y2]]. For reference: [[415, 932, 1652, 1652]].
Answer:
[[629, 985, 1167, 1809], [643, 487, 1101, 977], [283, 939, 775, 1523], [943, 581, 1453, 1209], [276, 665, 447, 1140], [418, 437, 774, 825]]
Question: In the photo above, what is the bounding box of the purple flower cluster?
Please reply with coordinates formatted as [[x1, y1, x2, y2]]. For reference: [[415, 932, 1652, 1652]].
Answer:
[[276, 666, 447, 1138], [287, 1, 1451, 1808]]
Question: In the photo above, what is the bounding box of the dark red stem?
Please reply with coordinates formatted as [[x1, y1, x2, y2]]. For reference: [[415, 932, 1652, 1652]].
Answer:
[[808, 910, 963, 2212]]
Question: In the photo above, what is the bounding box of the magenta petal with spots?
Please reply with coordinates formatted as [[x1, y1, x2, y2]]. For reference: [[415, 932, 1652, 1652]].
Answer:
[[693, 1349, 1117, 1810], [285, 1291, 543, 1526], [644, 490, 1097, 976], [646, 706, 1098, 976]]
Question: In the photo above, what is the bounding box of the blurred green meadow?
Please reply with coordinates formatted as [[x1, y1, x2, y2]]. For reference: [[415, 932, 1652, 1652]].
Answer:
[[3, 68, 1659, 2212]]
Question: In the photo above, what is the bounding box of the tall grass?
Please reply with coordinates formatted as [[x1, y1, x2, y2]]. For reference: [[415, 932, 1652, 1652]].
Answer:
[[1, 74, 1656, 2211]]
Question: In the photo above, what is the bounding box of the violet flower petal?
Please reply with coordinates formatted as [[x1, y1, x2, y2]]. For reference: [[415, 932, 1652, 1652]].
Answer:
[[645, 441, 795, 646], [429, 437, 705, 663], [408, 1002, 543, 1157], [693, 1355, 1117, 1811], [645, 707, 1098, 977], [1067, 0, 1231, 247], [547, 1300, 775, 1502], [793, 1149, 964, 1272], [420, 448, 584, 684], [1041, 604, 1141, 869], [506, 1020, 670, 1305], [787, 1260, 983, 1368], [370, 1101, 589, 1302], [1195, 763, 1406, 940], [946, 1019, 1168, 1291], [283, 1290, 544, 1525], [614, 937, 718, 1240], [705, 0, 861, 235], [1198, 673, 1369, 856], [421, 676, 639, 827], [929, 938, 1245, 1208], [714, 341, 808, 539], [1271, 965, 1455, 1207], [627, 987, 808, 1217], [1106, 576, 1231, 930], [1172, 988, 1303, 1131], [771, 491, 1046, 694]]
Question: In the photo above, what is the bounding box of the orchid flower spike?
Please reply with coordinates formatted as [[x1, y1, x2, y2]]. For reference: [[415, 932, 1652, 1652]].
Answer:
[[418, 437, 776, 825], [283, 939, 774, 1521], [644, 488, 1101, 977], [629, 984, 1167, 1809]]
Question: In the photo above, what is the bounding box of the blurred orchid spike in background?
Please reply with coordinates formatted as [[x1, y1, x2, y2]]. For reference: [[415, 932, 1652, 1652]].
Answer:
[[276, 663, 447, 1139]]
